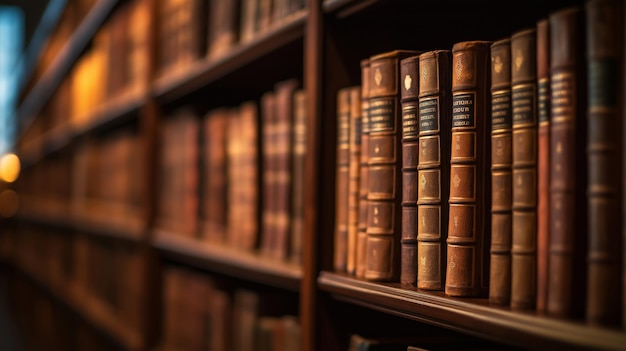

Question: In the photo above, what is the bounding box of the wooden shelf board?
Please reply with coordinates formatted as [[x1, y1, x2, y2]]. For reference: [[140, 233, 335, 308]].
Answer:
[[73, 211, 144, 243], [153, 230, 302, 291], [17, 0, 120, 124], [12, 262, 143, 351], [318, 271, 626, 351], [152, 10, 307, 103], [323, 0, 383, 17]]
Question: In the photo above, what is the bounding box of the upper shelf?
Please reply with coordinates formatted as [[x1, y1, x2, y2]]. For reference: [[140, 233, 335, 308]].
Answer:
[[152, 10, 307, 104], [318, 271, 626, 351], [153, 230, 302, 292], [17, 0, 120, 124]]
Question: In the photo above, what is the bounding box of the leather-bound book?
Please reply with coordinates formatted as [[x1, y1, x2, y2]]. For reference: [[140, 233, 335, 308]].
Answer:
[[357, 59, 371, 279], [290, 89, 307, 265], [446, 41, 492, 297], [261, 91, 277, 257], [548, 5, 588, 318], [202, 108, 229, 244], [334, 87, 351, 272], [272, 79, 299, 261], [400, 55, 420, 286], [207, 0, 239, 59], [511, 28, 539, 310], [488, 38, 512, 305], [366, 50, 421, 282], [585, 0, 624, 327], [417, 50, 452, 291], [536, 18, 551, 313], [228, 102, 259, 252], [348, 86, 362, 275]]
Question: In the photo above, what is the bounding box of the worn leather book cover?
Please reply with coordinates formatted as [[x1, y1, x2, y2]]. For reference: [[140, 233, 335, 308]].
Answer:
[[400, 55, 420, 286], [488, 38, 512, 305], [585, 0, 624, 326], [417, 50, 452, 291], [446, 41, 492, 297], [290, 89, 307, 265], [202, 108, 229, 243], [366, 50, 421, 282], [334, 87, 352, 273], [357, 59, 371, 278], [536, 17, 551, 313], [548, 5, 588, 318], [348, 86, 362, 275], [511, 28, 538, 310]]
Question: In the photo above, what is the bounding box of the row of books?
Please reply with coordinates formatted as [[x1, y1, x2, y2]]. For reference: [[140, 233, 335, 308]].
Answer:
[[161, 265, 301, 351], [333, 0, 624, 327], [156, 79, 307, 265], [157, 0, 306, 78], [7, 224, 145, 332]]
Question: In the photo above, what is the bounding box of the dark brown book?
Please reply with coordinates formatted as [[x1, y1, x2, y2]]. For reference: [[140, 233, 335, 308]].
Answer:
[[348, 86, 362, 275], [290, 89, 307, 265], [334, 87, 351, 273], [400, 55, 420, 286], [202, 108, 229, 243], [488, 38, 512, 305], [511, 28, 538, 310], [271, 79, 299, 261], [357, 59, 371, 279], [548, 5, 588, 318], [232, 289, 259, 351], [126, 0, 149, 95], [536, 17, 551, 313], [240, 0, 258, 43], [208, 287, 232, 351], [417, 50, 452, 291], [366, 50, 421, 282], [585, 0, 624, 327], [446, 41, 492, 297], [207, 0, 239, 59], [228, 102, 259, 251]]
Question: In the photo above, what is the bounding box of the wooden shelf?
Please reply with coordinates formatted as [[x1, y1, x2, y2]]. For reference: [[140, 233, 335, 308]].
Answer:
[[17, 0, 121, 123], [73, 211, 144, 243], [72, 88, 145, 137], [152, 10, 307, 104], [323, 0, 382, 17], [318, 272, 626, 351], [153, 230, 302, 291], [11, 262, 143, 351]]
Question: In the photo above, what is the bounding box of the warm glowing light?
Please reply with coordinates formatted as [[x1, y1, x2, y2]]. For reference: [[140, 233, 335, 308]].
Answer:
[[0, 153, 20, 183]]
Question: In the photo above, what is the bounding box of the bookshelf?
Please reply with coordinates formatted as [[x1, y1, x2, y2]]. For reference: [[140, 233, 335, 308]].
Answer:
[[2, 0, 626, 351]]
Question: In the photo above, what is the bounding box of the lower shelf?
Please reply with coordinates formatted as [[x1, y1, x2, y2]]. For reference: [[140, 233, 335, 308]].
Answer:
[[318, 271, 626, 351], [10, 262, 143, 351]]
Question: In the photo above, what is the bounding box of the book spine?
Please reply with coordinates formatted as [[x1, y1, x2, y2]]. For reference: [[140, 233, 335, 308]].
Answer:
[[366, 50, 420, 281], [585, 0, 624, 326], [536, 18, 551, 312], [290, 90, 307, 265], [446, 41, 492, 297], [348, 86, 362, 275], [511, 28, 538, 310], [357, 59, 371, 278], [238, 102, 260, 251], [417, 50, 452, 291], [334, 88, 351, 272], [261, 92, 277, 257], [488, 38, 513, 305], [548, 5, 587, 318], [272, 79, 298, 261], [400, 55, 420, 286]]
